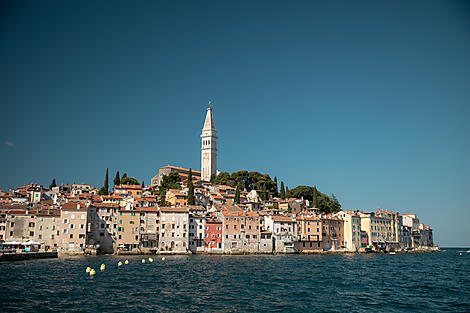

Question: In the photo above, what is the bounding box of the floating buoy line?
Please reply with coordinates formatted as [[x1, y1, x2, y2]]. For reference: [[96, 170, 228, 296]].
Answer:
[[86, 256, 167, 276]]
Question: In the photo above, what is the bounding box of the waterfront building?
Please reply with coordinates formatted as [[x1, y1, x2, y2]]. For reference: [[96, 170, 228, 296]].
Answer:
[[219, 206, 260, 253], [336, 211, 361, 252], [4, 209, 35, 242], [264, 215, 298, 253], [58, 203, 88, 253], [139, 207, 160, 252], [201, 102, 217, 182], [116, 209, 141, 252], [159, 207, 189, 252], [259, 230, 273, 253], [296, 216, 323, 252], [204, 220, 223, 252], [189, 214, 206, 253], [321, 216, 344, 250], [34, 212, 60, 251], [87, 202, 119, 254]]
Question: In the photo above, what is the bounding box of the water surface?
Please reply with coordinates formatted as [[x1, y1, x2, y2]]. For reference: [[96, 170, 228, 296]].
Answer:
[[1, 249, 469, 312]]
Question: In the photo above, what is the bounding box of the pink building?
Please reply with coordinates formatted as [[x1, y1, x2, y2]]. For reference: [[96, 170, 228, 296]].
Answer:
[[205, 220, 222, 250]]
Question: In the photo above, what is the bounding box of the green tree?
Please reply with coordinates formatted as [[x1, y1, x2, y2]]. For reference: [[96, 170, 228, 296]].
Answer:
[[280, 181, 286, 199], [141, 180, 145, 188], [158, 172, 182, 206], [187, 168, 195, 205], [274, 176, 278, 197], [49, 178, 56, 189], [262, 183, 268, 201], [98, 168, 109, 195], [313, 186, 318, 208], [122, 173, 127, 180], [213, 172, 234, 186], [114, 171, 120, 186], [210, 173, 216, 184], [286, 185, 291, 198], [234, 184, 241, 204], [121, 176, 139, 186]]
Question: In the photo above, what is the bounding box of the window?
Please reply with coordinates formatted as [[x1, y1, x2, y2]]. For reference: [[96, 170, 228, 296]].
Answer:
[[70, 234, 74, 238]]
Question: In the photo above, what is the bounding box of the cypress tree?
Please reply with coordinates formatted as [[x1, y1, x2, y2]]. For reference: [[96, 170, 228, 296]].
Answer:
[[286, 186, 290, 198], [141, 180, 145, 188], [274, 176, 278, 197], [234, 184, 241, 204], [98, 168, 109, 195], [114, 171, 120, 187], [187, 168, 195, 205], [49, 178, 56, 189], [122, 173, 127, 180], [313, 186, 318, 208], [280, 181, 286, 199]]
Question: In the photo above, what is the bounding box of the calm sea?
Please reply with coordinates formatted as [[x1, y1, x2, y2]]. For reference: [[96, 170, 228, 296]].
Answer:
[[1, 248, 469, 312]]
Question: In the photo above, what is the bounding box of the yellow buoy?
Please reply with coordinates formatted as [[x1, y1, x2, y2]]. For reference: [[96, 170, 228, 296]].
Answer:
[[142, 259, 146, 263], [124, 260, 129, 264], [148, 257, 153, 263], [90, 269, 96, 276], [100, 264, 106, 271], [86, 266, 91, 273], [118, 261, 123, 267], [161, 257, 165, 261]]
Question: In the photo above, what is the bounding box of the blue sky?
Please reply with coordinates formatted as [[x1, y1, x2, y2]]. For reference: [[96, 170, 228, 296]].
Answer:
[[1, 0, 469, 247]]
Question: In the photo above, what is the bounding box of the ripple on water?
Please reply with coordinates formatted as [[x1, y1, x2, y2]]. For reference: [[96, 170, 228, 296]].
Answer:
[[1, 250, 470, 312]]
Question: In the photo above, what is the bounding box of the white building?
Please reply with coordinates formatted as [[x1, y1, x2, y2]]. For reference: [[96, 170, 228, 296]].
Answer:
[[336, 211, 361, 252], [189, 214, 206, 253], [159, 207, 189, 252]]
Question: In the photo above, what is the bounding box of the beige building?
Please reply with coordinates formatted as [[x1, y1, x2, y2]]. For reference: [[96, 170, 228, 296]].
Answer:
[[58, 203, 88, 253], [159, 207, 189, 252], [34, 213, 60, 251], [220, 206, 260, 253], [166, 189, 188, 207], [321, 216, 344, 250], [117, 209, 141, 252], [296, 216, 323, 252]]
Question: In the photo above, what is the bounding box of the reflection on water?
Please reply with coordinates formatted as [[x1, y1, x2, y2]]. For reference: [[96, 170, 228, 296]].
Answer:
[[1, 249, 470, 312]]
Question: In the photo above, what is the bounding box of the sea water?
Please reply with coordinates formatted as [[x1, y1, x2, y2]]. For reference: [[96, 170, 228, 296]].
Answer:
[[1, 248, 469, 312]]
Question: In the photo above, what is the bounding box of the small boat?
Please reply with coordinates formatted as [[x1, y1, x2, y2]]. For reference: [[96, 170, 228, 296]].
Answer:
[[466, 250, 470, 253], [389, 252, 396, 255]]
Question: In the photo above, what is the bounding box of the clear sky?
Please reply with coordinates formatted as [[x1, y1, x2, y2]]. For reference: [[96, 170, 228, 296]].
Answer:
[[1, 0, 469, 247]]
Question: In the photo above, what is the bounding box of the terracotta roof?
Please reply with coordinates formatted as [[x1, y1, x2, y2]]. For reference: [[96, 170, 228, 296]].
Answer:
[[271, 215, 295, 223], [138, 207, 159, 212], [160, 165, 202, 175], [62, 203, 87, 210], [160, 207, 189, 213], [91, 203, 119, 208], [115, 184, 142, 190]]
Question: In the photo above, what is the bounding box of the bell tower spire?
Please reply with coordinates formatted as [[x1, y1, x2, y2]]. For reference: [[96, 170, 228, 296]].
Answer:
[[201, 101, 217, 182]]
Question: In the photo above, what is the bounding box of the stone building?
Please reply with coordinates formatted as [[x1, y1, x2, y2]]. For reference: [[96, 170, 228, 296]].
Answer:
[[264, 215, 298, 253], [296, 216, 323, 252], [58, 203, 88, 253], [159, 207, 189, 252], [220, 206, 260, 253]]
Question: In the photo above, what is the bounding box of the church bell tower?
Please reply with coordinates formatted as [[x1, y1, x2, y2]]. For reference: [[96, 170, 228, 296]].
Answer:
[[201, 102, 217, 182]]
